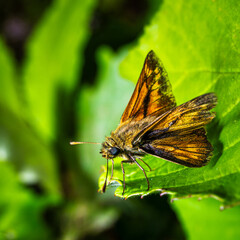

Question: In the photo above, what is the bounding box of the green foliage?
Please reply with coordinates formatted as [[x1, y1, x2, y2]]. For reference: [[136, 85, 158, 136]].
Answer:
[[1, 0, 240, 239], [173, 197, 240, 240], [0, 40, 20, 116], [23, 0, 96, 140], [0, 162, 53, 240], [98, 0, 240, 208], [0, 0, 97, 238]]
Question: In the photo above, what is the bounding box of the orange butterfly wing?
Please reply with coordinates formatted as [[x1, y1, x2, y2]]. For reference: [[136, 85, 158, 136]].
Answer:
[[141, 128, 213, 167], [137, 93, 217, 167], [150, 93, 217, 133], [118, 51, 217, 168], [120, 50, 176, 124]]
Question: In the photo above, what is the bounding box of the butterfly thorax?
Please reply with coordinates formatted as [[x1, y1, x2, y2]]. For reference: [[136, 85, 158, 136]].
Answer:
[[100, 117, 156, 160]]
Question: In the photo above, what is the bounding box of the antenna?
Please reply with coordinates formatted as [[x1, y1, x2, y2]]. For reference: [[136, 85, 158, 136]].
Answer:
[[70, 141, 101, 145]]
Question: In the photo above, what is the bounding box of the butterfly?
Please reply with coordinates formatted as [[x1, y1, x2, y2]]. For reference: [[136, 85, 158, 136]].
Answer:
[[72, 50, 217, 195]]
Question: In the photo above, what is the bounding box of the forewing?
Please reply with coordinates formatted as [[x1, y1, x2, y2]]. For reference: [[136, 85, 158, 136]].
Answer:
[[140, 128, 212, 167], [152, 93, 217, 132], [120, 50, 176, 124], [132, 93, 217, 146]]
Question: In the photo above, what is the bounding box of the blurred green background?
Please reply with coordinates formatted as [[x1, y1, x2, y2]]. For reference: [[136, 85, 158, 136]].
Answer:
[[1, 0, 240, 239]]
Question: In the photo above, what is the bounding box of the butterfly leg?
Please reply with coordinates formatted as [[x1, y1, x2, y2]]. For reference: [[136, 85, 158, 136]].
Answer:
[[110, 159, 114, 182], [102, 158, 109, 193], [121, 160, 133, 195], [138, 158, 152, 171], [129, 154, 150, 191]]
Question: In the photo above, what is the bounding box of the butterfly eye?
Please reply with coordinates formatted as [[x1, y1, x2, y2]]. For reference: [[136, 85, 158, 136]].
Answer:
[[109, 147, 120, 156]]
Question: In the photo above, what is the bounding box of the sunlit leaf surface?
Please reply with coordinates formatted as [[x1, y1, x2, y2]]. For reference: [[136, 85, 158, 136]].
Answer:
[[98, 0, 240, 207]]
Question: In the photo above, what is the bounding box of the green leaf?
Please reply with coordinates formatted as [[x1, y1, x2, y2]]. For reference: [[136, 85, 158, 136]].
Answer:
[[0, 162, 54, 240], [0, 39, 60, 196], [0, 38, 20, 116], [0, 105, 61, 195], [172, 197, 240, 240], [23, 0, 96, 140], [98, 0, 240, 205]]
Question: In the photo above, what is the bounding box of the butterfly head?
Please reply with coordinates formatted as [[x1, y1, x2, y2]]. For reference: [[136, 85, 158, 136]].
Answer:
[[100, 137, 121, 159]]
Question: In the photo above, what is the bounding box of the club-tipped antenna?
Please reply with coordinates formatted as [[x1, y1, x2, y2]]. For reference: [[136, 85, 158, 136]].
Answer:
[[70, 141, 101, 145]]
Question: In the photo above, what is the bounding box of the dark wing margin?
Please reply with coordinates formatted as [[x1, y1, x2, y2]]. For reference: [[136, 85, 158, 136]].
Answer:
[[120, 50, 176, 124], [140, 128, 213, 167]]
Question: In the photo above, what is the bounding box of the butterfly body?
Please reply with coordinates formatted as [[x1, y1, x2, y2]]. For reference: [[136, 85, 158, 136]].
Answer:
[[101, 116, 155, 159], [99, 50, 217, 195]]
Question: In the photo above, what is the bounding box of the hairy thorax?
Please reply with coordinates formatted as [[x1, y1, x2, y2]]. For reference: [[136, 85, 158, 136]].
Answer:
[[101, 116, 156, 159]]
